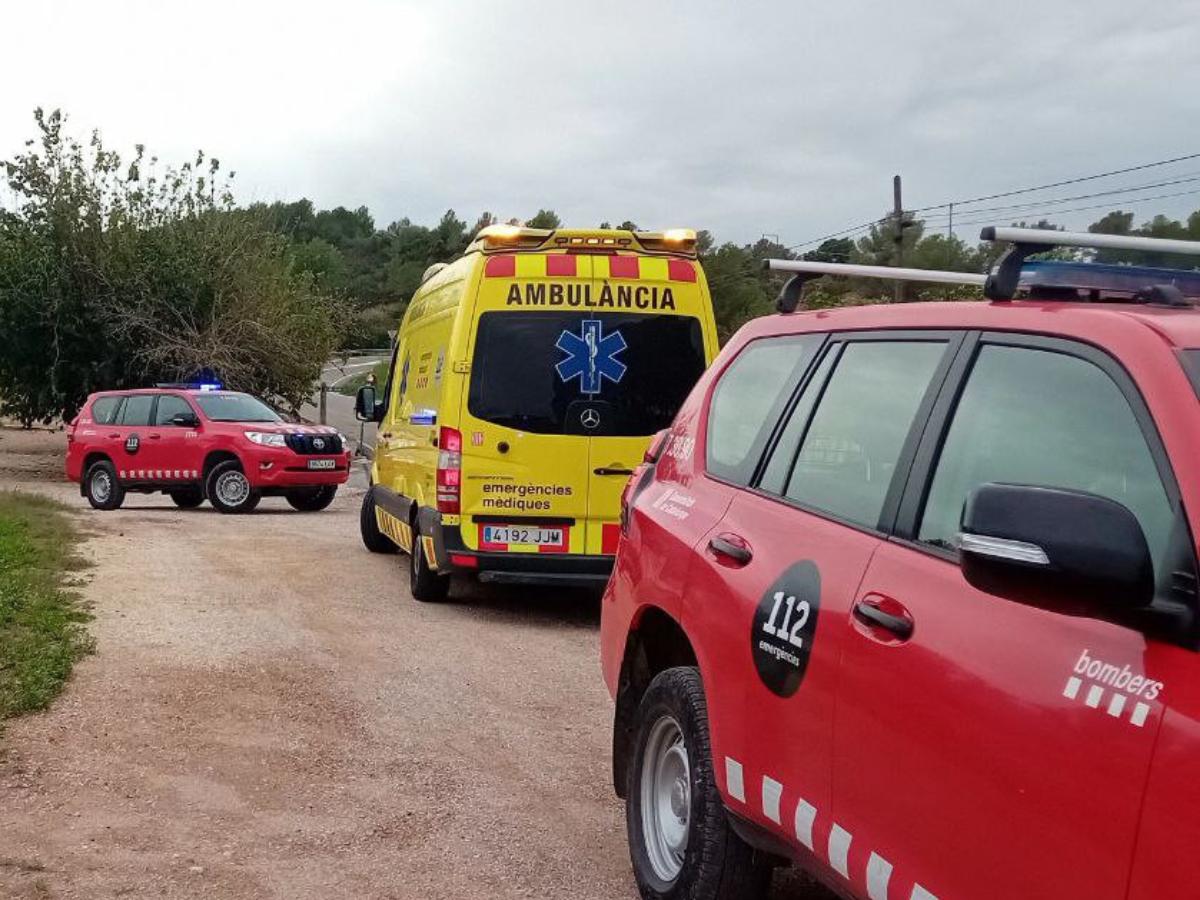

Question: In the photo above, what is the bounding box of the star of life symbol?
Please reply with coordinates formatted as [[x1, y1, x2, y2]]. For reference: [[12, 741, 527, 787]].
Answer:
[[555, 319, 627, 395]]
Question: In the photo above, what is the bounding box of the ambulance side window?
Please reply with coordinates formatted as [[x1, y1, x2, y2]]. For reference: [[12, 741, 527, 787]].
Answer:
[[705, 335, 821, 486]]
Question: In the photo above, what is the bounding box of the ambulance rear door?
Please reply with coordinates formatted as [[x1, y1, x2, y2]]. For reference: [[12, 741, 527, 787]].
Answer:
[[582, 254, 711, 555], [456, 253, 597, 556]]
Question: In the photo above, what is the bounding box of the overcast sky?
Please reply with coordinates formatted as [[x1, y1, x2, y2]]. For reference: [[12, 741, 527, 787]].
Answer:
[[2, 0, 1199, 247]]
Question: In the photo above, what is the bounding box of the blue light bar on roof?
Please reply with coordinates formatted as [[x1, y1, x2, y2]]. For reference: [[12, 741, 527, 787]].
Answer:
[[1019, 261, 1200, 298]]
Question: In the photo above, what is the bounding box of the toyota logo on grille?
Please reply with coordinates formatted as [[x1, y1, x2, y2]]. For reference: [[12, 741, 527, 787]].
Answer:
[[580, 409, 601, 430], [312, 437, 326, 450]]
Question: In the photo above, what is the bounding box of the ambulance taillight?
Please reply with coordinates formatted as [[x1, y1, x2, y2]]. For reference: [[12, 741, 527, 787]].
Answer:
[[436, 426, 463, 514]]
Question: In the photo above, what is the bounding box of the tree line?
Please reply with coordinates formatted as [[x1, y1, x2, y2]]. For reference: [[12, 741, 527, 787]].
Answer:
[[3, 108, 1198, 424]]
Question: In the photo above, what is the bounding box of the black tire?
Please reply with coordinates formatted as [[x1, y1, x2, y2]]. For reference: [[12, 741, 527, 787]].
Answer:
[[360, 490, 397, 554], [410, 527, 450, 602], [286, 485, 338, 512], [205, 460, 261, 514], [169, 488, 205, 509], [627, 667, 770, 900], [84, 460, 125, 511]]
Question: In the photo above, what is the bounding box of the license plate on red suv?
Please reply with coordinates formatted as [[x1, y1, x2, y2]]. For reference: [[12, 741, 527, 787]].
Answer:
[[306, 459, 336, 470]]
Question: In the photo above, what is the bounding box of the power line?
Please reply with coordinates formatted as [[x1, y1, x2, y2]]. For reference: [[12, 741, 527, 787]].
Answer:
[[911, 151, 1200, 212], [788, 152, 1200, 251], [945, 186, 1200, 231], [920, 172, 1200, 221]]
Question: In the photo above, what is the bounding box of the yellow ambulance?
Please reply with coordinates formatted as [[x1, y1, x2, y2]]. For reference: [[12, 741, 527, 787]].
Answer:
[[355, 224, 719, 600]]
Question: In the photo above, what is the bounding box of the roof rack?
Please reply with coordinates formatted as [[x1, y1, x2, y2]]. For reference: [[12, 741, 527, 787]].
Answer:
[[766, 226, 1200, 312]]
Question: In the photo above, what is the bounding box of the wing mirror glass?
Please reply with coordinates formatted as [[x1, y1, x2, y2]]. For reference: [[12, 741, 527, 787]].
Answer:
[[171, 412, 199, 428], [355, 385, 380, 422], [958, 482, 1154, 612]]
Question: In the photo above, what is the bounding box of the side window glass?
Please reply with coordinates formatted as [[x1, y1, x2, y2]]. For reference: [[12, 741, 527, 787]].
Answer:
[[90, 397, 120, 425], [760, 346, 840, 494], [154, 395, 193, 426], [118, 395, 154, 426], [783, 341, 947, 528], [918, 345, 1174, 575], [706, 335, 822, 485]]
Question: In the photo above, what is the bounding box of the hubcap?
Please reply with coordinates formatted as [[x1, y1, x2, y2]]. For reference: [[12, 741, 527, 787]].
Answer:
[[91, 470, 112, 503], [215, 471, 250, 506], [640, 715, 690, 882]]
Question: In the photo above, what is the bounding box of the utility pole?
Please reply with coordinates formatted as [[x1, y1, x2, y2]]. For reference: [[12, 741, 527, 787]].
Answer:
[[947, 202, 954, 240], [893, 174, 905, 303]]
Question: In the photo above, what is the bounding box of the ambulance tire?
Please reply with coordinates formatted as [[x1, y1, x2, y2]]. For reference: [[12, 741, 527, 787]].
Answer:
[[206, 460, 261, 514], [627, 667, 771, 900], [410, 530, 450, 603], [286, 485, 338, 512], [168, 488, 205, 509], [84, 460, 125, 511], [360, 490, 398, 554]]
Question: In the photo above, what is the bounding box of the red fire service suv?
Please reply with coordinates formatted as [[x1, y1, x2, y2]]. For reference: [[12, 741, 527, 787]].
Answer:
[[66, 386, 350, 513], [602, 227, 1200, 900]]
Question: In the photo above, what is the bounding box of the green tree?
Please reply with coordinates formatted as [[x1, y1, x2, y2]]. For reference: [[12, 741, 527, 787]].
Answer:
[[526, 209, 561, 229], [0, 109, 346, 422]]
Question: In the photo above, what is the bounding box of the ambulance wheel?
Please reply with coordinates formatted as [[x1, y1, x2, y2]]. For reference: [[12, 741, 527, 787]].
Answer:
[[360, 490, 397, 554], [168, 488, 205, 509], [206, 461, 261, 514], [410, 531, 450, 603], [627, 667, 770, 900], [286, 486, 338, 512], [85, 460, 125, 511]]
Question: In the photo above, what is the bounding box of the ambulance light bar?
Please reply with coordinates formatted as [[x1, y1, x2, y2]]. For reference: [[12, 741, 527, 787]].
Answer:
[[472, 224, 554, 252], [634, 228, 698, 258]]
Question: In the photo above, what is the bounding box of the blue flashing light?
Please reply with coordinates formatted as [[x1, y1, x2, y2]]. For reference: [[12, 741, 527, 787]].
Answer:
[[197, 382, 223, 392], [1020, 261, 1200, 298]]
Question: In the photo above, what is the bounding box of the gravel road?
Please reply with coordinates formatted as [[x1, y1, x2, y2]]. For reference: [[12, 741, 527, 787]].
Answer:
[[0, 427, 818, 900]]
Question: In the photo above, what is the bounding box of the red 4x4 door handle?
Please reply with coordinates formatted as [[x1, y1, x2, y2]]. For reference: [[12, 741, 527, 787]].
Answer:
[[853, 597, 914, 640], [709, 534, 753, 565]]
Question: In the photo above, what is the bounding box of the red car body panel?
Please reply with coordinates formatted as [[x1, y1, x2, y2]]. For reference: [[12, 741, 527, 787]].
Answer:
[[66, 389, 351, 492], [602, 299, 1200, 900]]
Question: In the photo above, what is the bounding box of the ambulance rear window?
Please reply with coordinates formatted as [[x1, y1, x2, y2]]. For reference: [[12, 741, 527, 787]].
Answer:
[[468, 311, 705, 436]]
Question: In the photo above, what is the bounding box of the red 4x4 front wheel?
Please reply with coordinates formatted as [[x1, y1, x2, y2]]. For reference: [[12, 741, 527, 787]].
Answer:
[[627, 668, 771, 900], [206, 461, 261, 514]]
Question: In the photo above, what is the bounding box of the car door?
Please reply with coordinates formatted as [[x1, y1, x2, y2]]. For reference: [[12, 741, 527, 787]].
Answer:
[[832, 333, 1189, 900], [149, 393, 203, 480], [683, 332, 960, 877], [111, 393, 156, 480]]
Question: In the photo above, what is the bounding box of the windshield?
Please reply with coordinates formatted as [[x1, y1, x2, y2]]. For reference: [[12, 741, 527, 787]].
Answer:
[[468, 311, 705, 436], [193, 392, 282, 423]]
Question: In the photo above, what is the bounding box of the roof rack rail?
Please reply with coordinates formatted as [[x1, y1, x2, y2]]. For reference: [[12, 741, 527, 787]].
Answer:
[[765, 226, 1200, 311], [980, 227, 1200, 300]]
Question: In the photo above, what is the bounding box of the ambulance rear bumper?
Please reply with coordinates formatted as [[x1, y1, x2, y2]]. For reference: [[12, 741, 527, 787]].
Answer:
[[438, 527, 614, 586]]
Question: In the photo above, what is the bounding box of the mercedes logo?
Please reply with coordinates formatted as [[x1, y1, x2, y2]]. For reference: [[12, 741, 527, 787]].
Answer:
[[580, 409, 601, 430], [312, 437, 326, 450]]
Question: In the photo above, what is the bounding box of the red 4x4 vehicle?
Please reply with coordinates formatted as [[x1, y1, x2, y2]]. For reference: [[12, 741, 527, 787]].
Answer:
[[66, 388, 351, 513], [602, 228, 1200, 900]]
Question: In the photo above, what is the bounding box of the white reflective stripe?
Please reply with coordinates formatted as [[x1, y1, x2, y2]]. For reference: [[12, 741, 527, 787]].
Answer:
[[1085, 685, 1104, 708], [1107, 693, 1127, 717], [1062, 677, 1082, 700], [761, 776, 783, 825], [866, 852, 894, 900], [794, 798, 817, 851], [1131, 702, 1151, 727], [725, 758, 745, 803], [911, 885, 939, 900], [828, 824, 852, 879]]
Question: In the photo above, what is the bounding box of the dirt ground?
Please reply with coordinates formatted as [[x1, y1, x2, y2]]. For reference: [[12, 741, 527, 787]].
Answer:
[[0, 427, 816, 900]]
